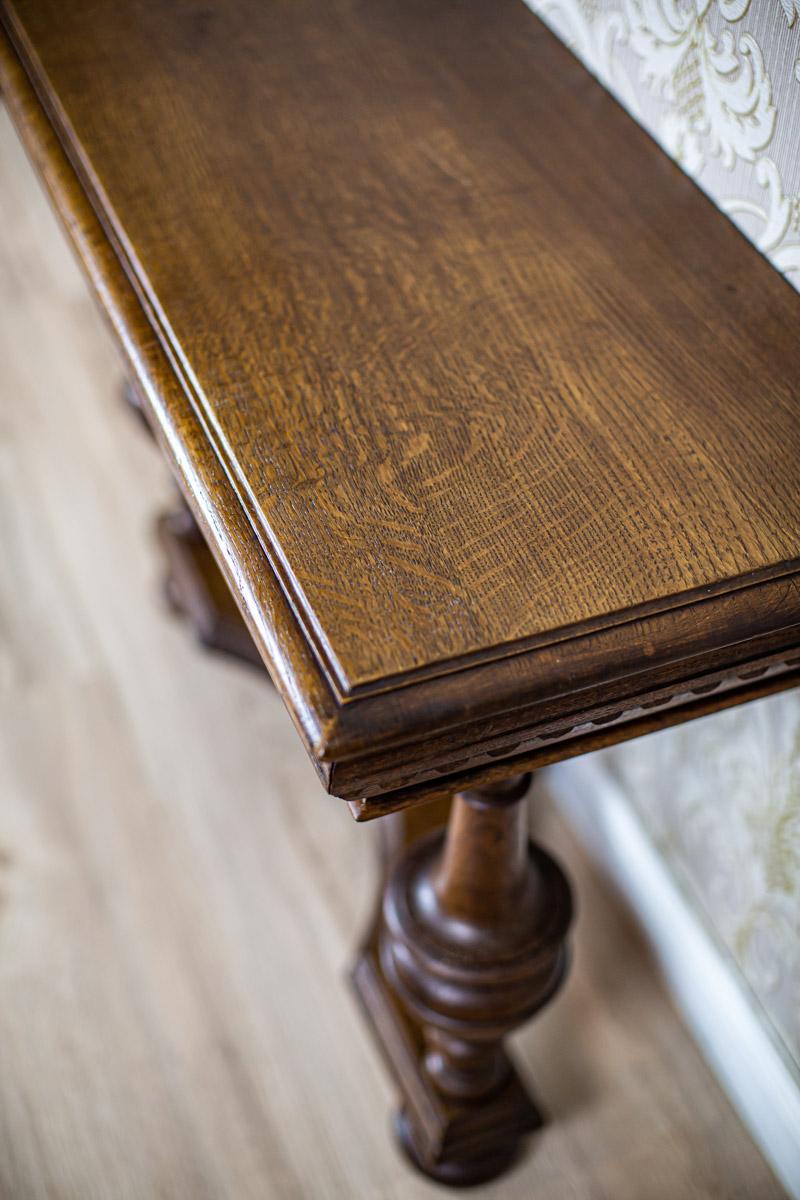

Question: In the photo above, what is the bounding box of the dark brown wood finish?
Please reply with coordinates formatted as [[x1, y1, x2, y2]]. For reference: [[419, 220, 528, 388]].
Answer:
[[354, 774, 572, 1185], [1, 0, 799, 814], [6, 0, 798, 697]]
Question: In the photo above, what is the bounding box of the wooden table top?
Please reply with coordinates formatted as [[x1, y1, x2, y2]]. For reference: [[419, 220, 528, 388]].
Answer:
[[2, 0, 799, 814]]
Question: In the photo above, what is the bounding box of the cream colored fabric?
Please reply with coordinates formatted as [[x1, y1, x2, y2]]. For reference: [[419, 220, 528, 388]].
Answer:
[[523, 0, 800, 288], [599, 691, 800, 1072]]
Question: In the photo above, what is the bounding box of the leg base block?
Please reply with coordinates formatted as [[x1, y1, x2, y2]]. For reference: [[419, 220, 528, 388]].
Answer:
[[394, 1105, 527, 1188], [352, 943, 544, 1188]]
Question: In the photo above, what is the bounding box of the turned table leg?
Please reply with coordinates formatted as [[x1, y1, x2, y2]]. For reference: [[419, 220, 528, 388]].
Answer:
[[353, 773, 572, 1186]]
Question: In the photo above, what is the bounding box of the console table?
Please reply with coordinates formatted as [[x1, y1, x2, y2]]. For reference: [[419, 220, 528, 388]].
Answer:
[[2, 0, 798, 1186]]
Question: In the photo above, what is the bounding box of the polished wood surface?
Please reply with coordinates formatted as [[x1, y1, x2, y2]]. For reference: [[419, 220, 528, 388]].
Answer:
[[356, 774, 572, 1185], [1, 0, 798, 813]]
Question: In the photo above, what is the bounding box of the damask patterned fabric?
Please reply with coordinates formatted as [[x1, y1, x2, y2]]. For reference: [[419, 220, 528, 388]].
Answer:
[[523, 0, 800, 288], [598, 691, 800, 1071]]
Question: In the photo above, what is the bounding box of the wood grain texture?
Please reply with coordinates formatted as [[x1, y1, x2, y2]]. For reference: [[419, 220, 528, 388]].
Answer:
[[356, 774, 573, 1185], [0, 132, 786, 1189], [1, 1, 799, 812], [4, 0, 799, 691]]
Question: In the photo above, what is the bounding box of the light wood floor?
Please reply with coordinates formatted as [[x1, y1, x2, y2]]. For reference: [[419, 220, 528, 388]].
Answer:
[[0, 104, 785, 1200]]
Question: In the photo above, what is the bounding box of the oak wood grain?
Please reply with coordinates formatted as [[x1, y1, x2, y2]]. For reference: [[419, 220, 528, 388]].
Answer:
[[5, 0, 800, 693], [0, 134, 785, 1185], [1, 0, 798, 812]]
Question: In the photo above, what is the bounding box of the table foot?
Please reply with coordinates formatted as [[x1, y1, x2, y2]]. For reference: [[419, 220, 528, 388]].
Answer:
[[393, 1103, 530, 1188], [352, 774, 572, 1186]]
